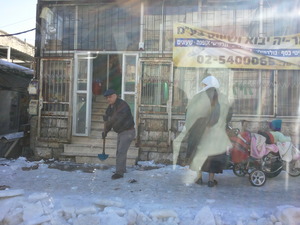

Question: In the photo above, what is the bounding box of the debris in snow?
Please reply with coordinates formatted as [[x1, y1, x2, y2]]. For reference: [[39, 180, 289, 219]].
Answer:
[[270, 214, 278, 223], [99, 211, 128, 225], [126, 209, 138, 225], [275, 206, 300, 225], [193, 206, 216, 225], [75, 205, 98, 215], [0, 185, 10, 190], [128, 179, 137, 183], [0, 189, 24, 198], [94, 199, 125, 209], [137, 160, 165, 170], [1, 158, 300, 225], [21, 164, 39, 171], [23, 215, 51, 225], [27, 192, 49, 202], [149, 209, 178, 220], [103, 206, 127, 217], [23, 201, 45, 221]]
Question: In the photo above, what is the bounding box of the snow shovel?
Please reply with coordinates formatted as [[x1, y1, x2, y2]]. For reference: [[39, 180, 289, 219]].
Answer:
[[98, 137, 109, 161], [98, 122, 109, 161]]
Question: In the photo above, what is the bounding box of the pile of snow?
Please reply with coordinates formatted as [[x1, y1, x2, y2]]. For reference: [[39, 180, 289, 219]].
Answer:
[[1, 157, 300, 225]]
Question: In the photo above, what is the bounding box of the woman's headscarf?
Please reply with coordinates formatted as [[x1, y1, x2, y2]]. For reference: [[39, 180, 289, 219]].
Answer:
[[199, 75, 220, 93]]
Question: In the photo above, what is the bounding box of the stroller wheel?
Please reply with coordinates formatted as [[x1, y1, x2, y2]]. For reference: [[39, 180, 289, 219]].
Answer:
[[233, 163, 247, 177], [249, 170, 266, 187]]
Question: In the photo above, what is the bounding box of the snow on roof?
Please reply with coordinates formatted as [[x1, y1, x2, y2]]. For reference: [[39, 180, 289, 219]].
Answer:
[[0, 59, 33, 76]]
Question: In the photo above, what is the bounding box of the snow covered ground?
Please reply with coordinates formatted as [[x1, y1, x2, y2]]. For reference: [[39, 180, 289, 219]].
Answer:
[[0, 157, 300, 225]]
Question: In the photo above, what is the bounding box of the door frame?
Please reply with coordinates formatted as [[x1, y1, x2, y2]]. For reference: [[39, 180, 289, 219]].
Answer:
[[138, 59, 173, 145], [122, 53, 139, 124], [72, 52, 93, 136], [72, 51, 139, 136]]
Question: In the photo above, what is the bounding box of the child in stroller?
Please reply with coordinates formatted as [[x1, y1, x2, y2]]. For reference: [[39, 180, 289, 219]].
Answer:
[[226, 120, 300, 187]]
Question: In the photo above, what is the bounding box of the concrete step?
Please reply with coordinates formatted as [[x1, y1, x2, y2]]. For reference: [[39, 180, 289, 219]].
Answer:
[[63, 143, 138, 156], [61, 144, 138, 166], [92, 101, 107, 107], [71, 137, 120, 146], [71, 155, 137, 166], [92, 108, 106, 114], [91, 113, 105, 121], [91, 124, 104, 131]]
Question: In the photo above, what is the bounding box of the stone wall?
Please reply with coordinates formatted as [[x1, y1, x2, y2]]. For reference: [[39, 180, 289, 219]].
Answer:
[[138, 116, 173, 164], [30, 116, 68, 160]]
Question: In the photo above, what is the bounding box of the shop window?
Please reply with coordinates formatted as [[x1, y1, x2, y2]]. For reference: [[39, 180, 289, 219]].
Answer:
[[40, 6, 75, 52], [41, 59, 72, 116], [172, 68, 275, 117], [77, 3, 140, 51], [140, 62, 171, 113], [277, 71, 300, 117], [231, 70, 274, 116], [172, 68, 197, 114], [144, 0, 198, 52], [172, 68, 233, 114]]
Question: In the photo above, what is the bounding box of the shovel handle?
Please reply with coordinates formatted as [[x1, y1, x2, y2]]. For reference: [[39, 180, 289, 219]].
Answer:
[[102, 137, 106, 154], [103, 121, 107, 154]]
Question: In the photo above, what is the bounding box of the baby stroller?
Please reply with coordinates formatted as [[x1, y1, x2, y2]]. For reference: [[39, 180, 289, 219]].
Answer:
[[226, 125, 272, 187], [227, 123, 300, 187]]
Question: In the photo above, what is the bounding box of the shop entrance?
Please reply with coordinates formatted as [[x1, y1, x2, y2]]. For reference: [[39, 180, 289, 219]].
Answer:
[[72, 52, 137, 136]]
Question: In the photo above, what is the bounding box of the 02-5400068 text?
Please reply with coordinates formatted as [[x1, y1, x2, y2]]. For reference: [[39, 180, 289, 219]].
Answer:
[[196, 55, 291, 66]]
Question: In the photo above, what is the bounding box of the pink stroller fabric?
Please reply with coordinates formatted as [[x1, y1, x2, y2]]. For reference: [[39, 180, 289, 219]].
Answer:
[[250, 133, 279, 159]]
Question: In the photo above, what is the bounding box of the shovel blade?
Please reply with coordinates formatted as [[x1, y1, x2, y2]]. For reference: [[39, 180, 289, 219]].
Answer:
[[98, 154, 109, 161]]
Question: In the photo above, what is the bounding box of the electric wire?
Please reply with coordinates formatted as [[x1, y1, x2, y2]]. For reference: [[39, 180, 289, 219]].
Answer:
[[0, 28, 36, 37]]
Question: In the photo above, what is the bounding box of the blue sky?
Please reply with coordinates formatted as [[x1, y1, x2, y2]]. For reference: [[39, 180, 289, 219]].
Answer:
[[0, 0, 37, 45]]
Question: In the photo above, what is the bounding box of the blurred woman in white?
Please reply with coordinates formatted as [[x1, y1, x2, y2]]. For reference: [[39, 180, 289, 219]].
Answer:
[[173, 75, 232, 187]]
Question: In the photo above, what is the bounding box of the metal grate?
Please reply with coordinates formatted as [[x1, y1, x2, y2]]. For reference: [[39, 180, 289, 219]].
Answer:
[[277, 70, 300, 117], [41, 2, 140, 54], [140, 62, 171, 113], [39, 59, 72, 140], [231, 70, 274, 116]]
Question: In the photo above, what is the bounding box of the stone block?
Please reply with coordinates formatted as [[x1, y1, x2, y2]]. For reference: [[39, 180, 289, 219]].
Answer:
[[58, 128, 68, 139], [148, 131, 164, 141], [34, 147, 52, 158], [52, 148, 64, 159], [148, 152, 173, 164], [48, 128, 60, 138], [57, 119, 68, 128], [140, 146, 157, 153], [139, 130, 149, 141], [157, 146, 171, 153], [145, 119, 167, 131], [139, 152, 148, 161], [35, 140, 51, 148], [47, 142, 60, 148], [140, 141, 158, 147]]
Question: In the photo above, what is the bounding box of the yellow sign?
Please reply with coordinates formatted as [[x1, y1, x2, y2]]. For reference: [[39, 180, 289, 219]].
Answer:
[[173, 23, 300, 70]]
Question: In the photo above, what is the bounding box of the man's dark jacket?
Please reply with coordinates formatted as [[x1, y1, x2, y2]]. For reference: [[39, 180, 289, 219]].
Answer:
[[104, 98, 134, 134]]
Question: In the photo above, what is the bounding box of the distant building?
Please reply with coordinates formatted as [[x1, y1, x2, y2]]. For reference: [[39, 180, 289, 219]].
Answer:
[[31, 0, 300, 164], [0, 30, 35, 68]]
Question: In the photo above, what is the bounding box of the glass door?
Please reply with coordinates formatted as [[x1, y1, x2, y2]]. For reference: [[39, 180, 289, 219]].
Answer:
[[72, 53, 93, 136], [122, 54, 138, 122]]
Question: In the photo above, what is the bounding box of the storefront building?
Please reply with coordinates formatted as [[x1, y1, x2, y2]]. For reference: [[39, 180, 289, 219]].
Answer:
[[31, 0, 300, 164]]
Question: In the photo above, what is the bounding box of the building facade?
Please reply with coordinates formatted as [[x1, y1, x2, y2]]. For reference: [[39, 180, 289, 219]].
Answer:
[[32, 0, 300, 163]]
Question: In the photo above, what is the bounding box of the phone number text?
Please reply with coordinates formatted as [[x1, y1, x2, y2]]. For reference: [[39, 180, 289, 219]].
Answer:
[[196, 55, 292, 66]]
